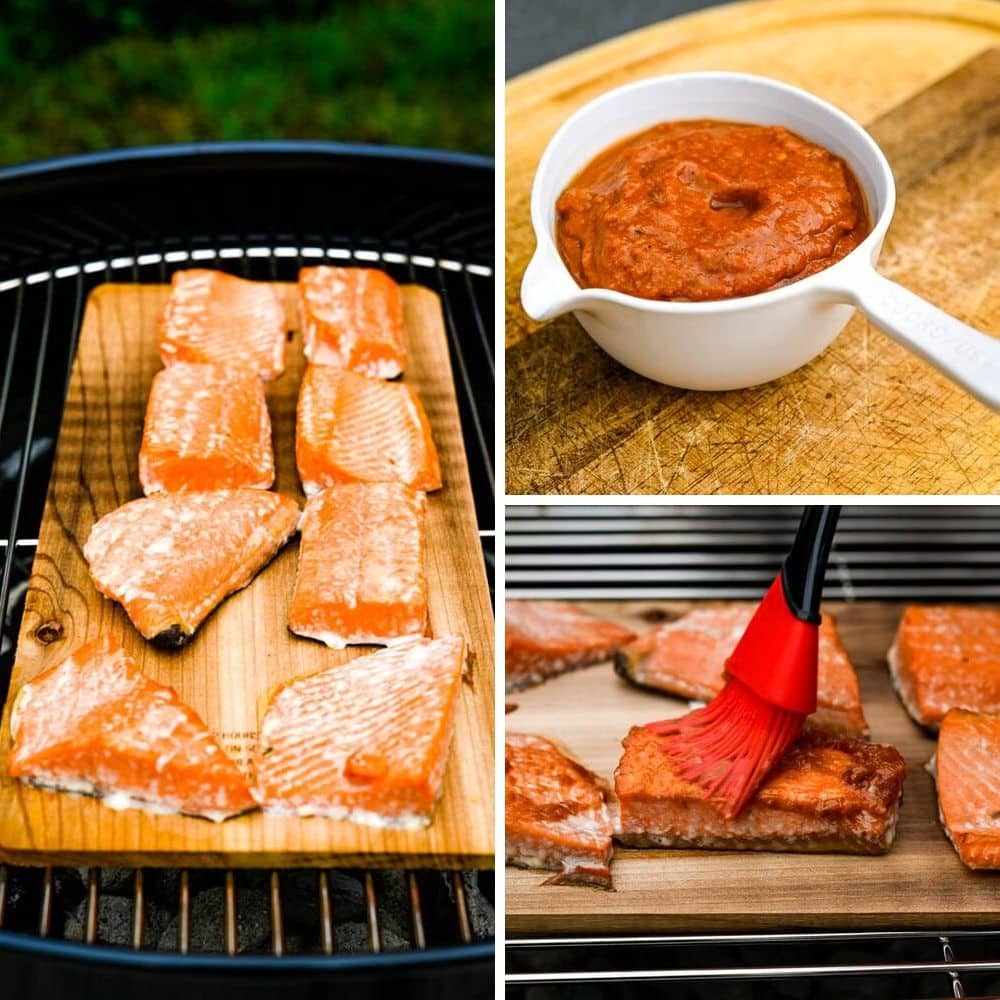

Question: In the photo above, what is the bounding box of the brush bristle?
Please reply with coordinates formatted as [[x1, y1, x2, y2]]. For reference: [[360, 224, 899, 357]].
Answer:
[[644, 677, 805, 818]]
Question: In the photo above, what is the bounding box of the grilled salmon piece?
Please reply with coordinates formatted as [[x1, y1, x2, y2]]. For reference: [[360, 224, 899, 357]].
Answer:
[[505, 732, 616, 889], [888, 605, 1000, 730], [84, 490, 299, 647], [253, 635, 466, 827], [616, 726, 906, 854], [296, 366, 441, 494], [8, 634, 255, 821], [505, 600, 637, 692], [298, 266, 406, 378], [287, 483, 427, 648], [934, 708, 1000, 870], [138, 362, 274, 494], [616, 607, 868, 737], [159, 269, 286, 380]]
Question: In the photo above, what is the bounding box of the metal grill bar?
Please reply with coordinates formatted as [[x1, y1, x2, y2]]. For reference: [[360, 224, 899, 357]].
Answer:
[[224, 871, 237, 956], [317, 870, 335, 955], [364, 872, 381, 953], [132, 869, 145, 950], [506, 961, 1000, 986], [85, 868, 99, 945], [270, 871, 284, 957], [178, 870, 191, 955]]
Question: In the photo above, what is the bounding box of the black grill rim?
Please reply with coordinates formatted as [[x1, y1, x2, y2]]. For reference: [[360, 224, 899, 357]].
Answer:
[[0, 141, 494, 212], [0, 930, 493, 971]]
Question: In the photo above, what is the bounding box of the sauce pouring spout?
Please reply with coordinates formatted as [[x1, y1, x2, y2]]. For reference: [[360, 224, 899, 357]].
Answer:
[[520, 243, 585, 322]]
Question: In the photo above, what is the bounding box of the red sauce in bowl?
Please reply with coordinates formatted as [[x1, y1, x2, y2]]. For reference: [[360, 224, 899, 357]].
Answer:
[[555, 119, 869, 302]]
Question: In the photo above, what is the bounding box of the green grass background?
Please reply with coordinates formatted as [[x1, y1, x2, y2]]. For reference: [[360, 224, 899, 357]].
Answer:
[[0, 0, 493, 166]]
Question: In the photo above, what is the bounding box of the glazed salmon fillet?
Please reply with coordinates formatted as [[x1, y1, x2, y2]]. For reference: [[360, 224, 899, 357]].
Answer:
[[253, 635, 466, 828], [888, 605, 1000, 729], [159, 269, 287, 380], [505, 732, 616, 889], [298, 266, 406, 378], [505, 600, 637, 692], [8, 634, 255, 821], [934, 708, 1000, 870], [616, 726, 906, 854], [138, 362, 274, 494], [296, 366, 441, 494], [615, 607, 868, 737], [287, 483, 426, 648], [84, 490, 299, 647]]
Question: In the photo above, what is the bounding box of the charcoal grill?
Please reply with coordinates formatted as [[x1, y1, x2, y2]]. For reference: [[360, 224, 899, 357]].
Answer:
[[0, 141, 494, 998], [505, 504, 1000, 999]]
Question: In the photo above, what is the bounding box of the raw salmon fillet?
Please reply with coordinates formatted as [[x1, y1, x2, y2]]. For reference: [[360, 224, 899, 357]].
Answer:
[[933, 708, 1000, 870], [287, 483, 427, 648], [138, 362, 274, 494], [84, 490, 299, 647], [296, 366, 441, 493], [616, 726, 906, 854], [8, 634, 255, 821], [159, 269, 287, 380], [506, 732, 616, 889], [616, 607, 868, 737], [505, 600, 637, 692], [253, 635, 467, 827], [298, 266, 406, 377], [888, 605, 1000, 730]]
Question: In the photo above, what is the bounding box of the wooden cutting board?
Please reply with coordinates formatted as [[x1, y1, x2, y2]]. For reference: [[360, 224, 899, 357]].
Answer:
[[505, 1, 1000, 494], [0, 281, 494, 869], [506, 600, 1000, 933]]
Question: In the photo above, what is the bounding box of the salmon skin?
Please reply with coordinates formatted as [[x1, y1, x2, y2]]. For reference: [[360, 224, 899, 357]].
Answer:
[[159, 269, 287, 381], [287, 483, 427, 648], [616, 607, 868, 737], [84, 490, 299, 647], [505, 732, 616, 889], [505, 600, 637, 692], [296, 366, 441, 494], [253, 635, 467, 828], [616, 726, 906, 854], [138, 362, 274, 494], [298, 266, 406, 378], [933, 708, 1000, 870], [888, 605, 1000, 730], [8, 634, 256, 821]]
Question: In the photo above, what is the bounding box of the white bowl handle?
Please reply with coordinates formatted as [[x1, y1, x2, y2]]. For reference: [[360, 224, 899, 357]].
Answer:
[[846, 267, 1000, 411]]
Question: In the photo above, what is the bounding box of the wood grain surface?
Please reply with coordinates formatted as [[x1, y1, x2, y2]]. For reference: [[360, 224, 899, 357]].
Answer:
[[505, 1, 1000, 495], [0, 282, 494, 869], [506, 600, 1000, 933]]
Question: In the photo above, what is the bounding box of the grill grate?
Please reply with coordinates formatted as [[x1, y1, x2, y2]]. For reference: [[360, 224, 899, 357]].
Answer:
[[506, 504, 1000, 601], [505, 503, 1000, 998], [0, 145, 494, 981], [0, 863, 491, 957]]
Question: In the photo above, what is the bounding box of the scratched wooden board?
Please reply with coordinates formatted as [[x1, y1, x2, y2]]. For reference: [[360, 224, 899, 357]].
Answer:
[[505, 1, 1000, 494], [0, 281, 494, 869], [506, 600, 1000, 932]]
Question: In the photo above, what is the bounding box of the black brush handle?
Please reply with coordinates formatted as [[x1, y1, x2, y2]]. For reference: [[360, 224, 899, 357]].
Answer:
[[781, 506, 841, 624]]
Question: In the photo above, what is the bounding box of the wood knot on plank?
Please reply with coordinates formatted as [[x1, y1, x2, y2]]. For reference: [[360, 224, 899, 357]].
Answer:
[[34, 621, 64, 644]]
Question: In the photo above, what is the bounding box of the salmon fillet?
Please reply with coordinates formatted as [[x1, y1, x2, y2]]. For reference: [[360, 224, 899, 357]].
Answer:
[[616, 726, 906, 854], [298, 266, 406, 378], [138, 362, 274, 494], [616, 607, 868, 737], [505, 732, 616, 889], [505, 600, 637, 692], [888, 605, 1000, 730], [8, 634, 255, 821], [296, 366, 441, 494], [933, 708, 1000, 870], [159, 269, 287, 380], [253, 635, 466, 828], [287, 483, 427, 648], [84, 490, 299, 647]]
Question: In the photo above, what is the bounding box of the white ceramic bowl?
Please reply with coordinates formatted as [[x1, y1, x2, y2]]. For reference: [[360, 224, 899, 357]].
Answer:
[[522, 72, 1000, 408]]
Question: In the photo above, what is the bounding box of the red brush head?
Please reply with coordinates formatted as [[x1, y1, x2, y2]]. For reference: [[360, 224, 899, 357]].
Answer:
[[643, 572, 819, 817], [724, 575, 818, 716]]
